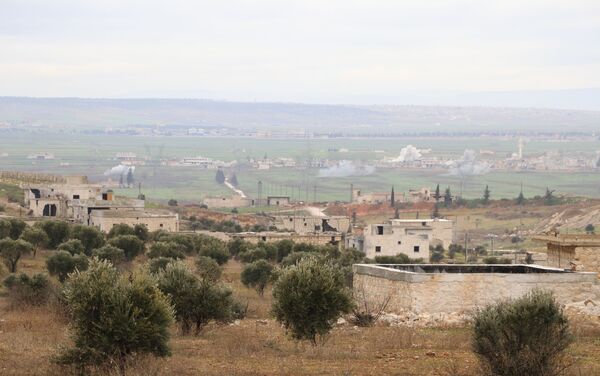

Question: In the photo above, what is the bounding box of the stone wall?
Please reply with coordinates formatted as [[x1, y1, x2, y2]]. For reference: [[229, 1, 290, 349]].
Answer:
[[576, 247, 600, 274], [353, 264, 598, 314]]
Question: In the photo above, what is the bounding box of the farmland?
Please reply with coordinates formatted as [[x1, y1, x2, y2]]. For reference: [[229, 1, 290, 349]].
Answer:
[[1, 131, 599, 203]]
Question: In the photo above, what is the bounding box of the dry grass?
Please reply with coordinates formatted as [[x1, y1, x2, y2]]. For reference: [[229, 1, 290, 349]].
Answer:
[[2, 254, 600, 375]]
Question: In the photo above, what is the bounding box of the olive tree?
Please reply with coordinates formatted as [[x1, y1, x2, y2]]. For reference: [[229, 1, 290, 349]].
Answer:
[[20, 227, 49, 257], [473, 289, 572, 376], [241, 259, 273, 296], [109, 235, 144, 261], [91, 245, 125, 265], [57, 259, 174, 371], [147, 241, 186, 259], [157, 261, 233, 334], [57, 239, 86, 255], [272, 257, 354, 344], [46, 250, 89, 282], [35, 220, 70, 249], [70, 225, 105, 254], [0, 238, 33, 273], [195, 256, 222, 281]]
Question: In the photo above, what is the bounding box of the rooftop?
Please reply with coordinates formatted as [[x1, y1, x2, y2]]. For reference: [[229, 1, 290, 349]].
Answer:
[[360, 263, 582, 274], [90, 209, 176, 218]]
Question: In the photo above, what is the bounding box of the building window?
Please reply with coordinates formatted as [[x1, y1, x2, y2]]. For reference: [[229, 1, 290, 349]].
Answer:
[[422, 222, 426, 226], [375, 246, 381, 253], [160, 224, 163, 227], [397, 241, 402, 245], [73, 194, 80, 199], [414, 246, 420, 253], [377, 226, 384, 235]]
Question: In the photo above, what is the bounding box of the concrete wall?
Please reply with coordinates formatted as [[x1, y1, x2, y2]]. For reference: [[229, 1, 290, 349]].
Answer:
[[202, 195, 253, 208], [233, 232, 342, 246], [90, 212, 179, 233], [353, 264, 598, 314], [272, 215, 350, 234]]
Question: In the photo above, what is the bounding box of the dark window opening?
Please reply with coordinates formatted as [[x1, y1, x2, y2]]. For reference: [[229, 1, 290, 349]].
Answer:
[[414, 246, 420, 253], [73, 194, 80, 199], [422, 222, 426, 226], [377, 226, 384, 235], [375, 246, 382, 253], [397, 241, 402, 244]]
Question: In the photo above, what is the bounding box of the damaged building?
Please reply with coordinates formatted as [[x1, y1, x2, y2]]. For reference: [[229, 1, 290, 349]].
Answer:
[[271, 215, 351, 234], [23, 175, 179, 232]]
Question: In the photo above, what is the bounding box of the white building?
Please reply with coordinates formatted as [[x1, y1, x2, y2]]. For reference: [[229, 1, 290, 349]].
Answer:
[[348, 218, 454, 261]]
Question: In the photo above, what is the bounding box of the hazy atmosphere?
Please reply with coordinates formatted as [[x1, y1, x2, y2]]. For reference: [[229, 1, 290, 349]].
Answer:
[[2, 1, 600, 375], [2, 0, 600, 109]]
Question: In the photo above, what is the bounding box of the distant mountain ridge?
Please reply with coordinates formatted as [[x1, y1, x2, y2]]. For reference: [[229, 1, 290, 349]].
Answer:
[[0, 97, 598, 133]]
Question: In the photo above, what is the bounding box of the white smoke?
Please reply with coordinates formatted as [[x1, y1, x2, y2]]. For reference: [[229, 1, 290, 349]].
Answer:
[[389, 145, 422, 162], [318, 160, 375, 178], [104, 164, 135, 177], [447, 150, 490, 176]]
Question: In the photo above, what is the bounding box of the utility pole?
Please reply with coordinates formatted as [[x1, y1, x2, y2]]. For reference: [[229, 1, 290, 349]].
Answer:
[[464, 232, 469, 263]]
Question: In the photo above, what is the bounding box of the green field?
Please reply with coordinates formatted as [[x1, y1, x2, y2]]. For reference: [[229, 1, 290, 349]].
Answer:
[[1, 132, 599, 203]]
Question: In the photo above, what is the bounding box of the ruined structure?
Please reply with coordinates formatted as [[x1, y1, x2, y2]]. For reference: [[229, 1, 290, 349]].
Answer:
[[231, 231, 343, 246], [90, 209, 179, 232], [354, 263, 598, 314], [533, 234, 600, 273], [271, 215, 351, 234]]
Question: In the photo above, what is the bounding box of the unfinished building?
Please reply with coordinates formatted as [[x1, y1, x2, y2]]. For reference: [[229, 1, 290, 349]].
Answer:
[[231, 231, 343, 246], [533, 234, 600, 273], [90, 209, 179, 233], [353, 264, 598, 314]]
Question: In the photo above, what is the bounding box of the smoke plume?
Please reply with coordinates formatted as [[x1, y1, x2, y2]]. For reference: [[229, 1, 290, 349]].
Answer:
[[318, 160, 375, 178], [104, 164, 135, 177], [447, 150, 490, 176], [389, 145, 422, 162]]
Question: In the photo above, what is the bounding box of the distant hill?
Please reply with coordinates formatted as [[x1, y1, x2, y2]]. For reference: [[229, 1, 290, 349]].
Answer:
[[0, 97, 598, 134]]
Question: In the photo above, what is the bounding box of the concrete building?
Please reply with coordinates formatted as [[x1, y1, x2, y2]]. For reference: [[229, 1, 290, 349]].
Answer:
[[353, 263, 598, 314], [202, 194, 253, 208], [352, 188, 391, 204], [533, 234, 600, 273], [349, 218, 454, 260], [271, 215, 351, 234], [406, 187, 434, 203], [90, 209, 179, 233], [266, 196, 291, 206]]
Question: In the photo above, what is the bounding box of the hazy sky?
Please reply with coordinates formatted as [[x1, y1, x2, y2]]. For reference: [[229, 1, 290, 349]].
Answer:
[[2, 0, 600, 108]]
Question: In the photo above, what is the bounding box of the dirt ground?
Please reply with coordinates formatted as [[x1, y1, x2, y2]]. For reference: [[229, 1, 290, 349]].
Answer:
[[1, 256, 600, 376]]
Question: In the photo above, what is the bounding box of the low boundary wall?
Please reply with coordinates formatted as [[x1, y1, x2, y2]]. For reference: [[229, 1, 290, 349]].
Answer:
[[353, 264, 598, 314]]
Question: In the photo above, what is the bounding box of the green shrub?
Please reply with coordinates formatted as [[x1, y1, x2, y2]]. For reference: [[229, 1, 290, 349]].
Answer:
[[156, 261, 233, 334], [227, 238, 252, 257], [0, 238, 33, 272], [156, 233, 196, 254], [3, 273, 53, 306], [7, 218, 27, 240], [107, 223, 135, 239], [147, 241, 186, 259], [91, 245, 125, 265], [58, 239, 86, 255], [109, 235, 144, 261], [57, 259, 174, 370], [472, 289, 572, 376], [35, 220, 70, 249], [230, 298, 248, 320], [238, 247, 268, 263], [46, 251, 88, 282], [148, 257, 174, 274], [198, 243, 230, 265], [195, 256, 222, 281], [275, 239, 295, 262], [374, 254, 423, 264], [70, 225, 105, 254], [272, 257, 354, 344], [0, 219, 10, 238], [280, 251, 311, 267], [241, 260, 274, 295], [483, 256, 513, 264]]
